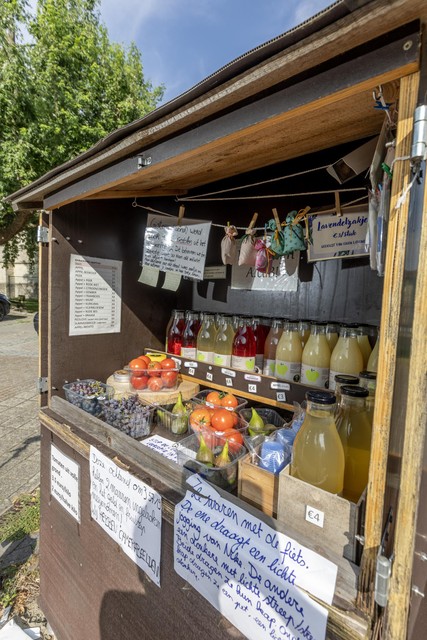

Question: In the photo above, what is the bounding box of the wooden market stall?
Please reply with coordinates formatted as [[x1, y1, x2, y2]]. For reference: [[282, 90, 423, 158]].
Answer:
[[6, 1, 427, 638]]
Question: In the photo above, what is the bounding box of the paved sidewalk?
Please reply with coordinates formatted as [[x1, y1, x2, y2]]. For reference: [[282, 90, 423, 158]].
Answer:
[[0, 311, 39, 515]]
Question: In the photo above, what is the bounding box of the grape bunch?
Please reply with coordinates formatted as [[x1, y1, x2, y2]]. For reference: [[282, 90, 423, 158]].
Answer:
[[68, 380, 107, 397], [64, 379, 112, 416], [102, 395, 154, 438]]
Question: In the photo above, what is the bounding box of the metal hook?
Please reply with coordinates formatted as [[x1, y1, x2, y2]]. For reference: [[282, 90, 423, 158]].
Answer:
[[132, 198, 137, 208]]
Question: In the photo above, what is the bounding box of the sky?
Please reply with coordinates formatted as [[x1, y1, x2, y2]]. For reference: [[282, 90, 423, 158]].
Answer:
[[98, 0, 333, 104]]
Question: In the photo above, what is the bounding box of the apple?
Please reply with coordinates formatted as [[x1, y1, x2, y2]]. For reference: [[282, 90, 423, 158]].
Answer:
[[276, 363, 289, 377], [305, 369, 320, 383]]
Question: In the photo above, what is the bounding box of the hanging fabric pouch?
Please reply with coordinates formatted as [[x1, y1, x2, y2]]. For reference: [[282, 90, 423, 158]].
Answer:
[[221, 225, 239, 265], [267, 211, 306, 256], [254, 237, 274, 274], [238, 228, 258, 266]]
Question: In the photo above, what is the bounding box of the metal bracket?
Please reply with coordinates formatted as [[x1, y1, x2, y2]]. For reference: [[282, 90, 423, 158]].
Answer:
[[37, 377, 48, 394], [411, 104, 427, 162], [374, 507, 394, 607], [137, 155, 152, 168], [37, 226, 49, 243]]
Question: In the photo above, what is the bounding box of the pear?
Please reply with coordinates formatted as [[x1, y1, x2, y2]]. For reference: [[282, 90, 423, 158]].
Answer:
[[196, 434, 214, 466], [248, 408, 265, 434], [171, 392, 188, 434], [214, 439, 231, 468]]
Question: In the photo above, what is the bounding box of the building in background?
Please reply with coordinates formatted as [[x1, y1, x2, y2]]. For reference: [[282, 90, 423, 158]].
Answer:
[[0, 248, 38, 299]]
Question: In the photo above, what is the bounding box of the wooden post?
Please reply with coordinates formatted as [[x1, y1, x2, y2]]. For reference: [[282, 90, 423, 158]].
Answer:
[[357, 72, 420, 614]]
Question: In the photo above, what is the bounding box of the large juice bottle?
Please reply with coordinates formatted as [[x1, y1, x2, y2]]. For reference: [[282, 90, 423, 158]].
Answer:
[[263, 319, 283, 376], [299, 320, 311, 349], [358, 370, 377, 425], [336, 385, 372, 502], [213, 316, 235, 367], [166, 309, 185, 355], [196, 313, 216, 364], [291, 390, 345, 495], [356, 326, 372, 368], [275, 321, 302, 382], [231, 318, 256, 372], [367, 330, 380, 371], [180, 311, 200, 359], [334, 373, 359, 413], [329, 326, 364, 390], [325, 323, 340, 351], [252, 316, 267, 371], [301, 322, 331, 388]]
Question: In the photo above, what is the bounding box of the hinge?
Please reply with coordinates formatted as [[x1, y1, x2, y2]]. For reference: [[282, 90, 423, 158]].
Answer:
[[37, 377, 48, 393], [374, 507, 393, 607], [37, 226, 49, 243], [137, 155, 152, 168], [411, 104, 427, 162]]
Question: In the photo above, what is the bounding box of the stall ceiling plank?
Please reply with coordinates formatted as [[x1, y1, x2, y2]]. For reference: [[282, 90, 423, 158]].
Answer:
[[84, 189, 188, 199], [44, 31, 418, 210]]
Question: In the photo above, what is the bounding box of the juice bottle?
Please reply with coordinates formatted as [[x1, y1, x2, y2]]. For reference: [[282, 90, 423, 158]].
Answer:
[[180, 311, 200, 359], [367, 330, 380, 372], [358, 370, 377, 425], [334, 373, 359, 410], [213, 316, 235, 367], [329, 326, 364, 390], [356, 326, 372, 369], [301, 322, 331, 388], [231, 318, 256, 372], [299, 320, 311, 349], [263, 319, 283, 376], [336, 385, 372, 502], [252, 316, 267, 371], [196, 313, 216, 364], [166, 310, 185, 355], [325, 323, 340, 351], [275, 321, 302, 382], [291, 390, 345, 495]]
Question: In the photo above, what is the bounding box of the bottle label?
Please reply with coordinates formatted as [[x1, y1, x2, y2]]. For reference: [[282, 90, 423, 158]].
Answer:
[[263, 358, 276, 377], [301, 364, 329, 388], [329, 369, 341, 391], [197, 350, 214, 364], [255, 354, 264, 370], [231, 355, 255, 372], [214, 353, 231, 367], [181, 347, 196, 359], [275, 360, 301, 382]]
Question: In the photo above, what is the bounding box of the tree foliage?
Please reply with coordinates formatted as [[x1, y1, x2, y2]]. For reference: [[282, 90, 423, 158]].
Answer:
[[0, 0, 164, 265]]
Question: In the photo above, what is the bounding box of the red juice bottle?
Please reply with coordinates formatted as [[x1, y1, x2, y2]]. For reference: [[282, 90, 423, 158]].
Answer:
[[252, 316, 267, 371], [231, 318, 256, 372], [181, 311, 200, 359], [166, 310, 185, 355]]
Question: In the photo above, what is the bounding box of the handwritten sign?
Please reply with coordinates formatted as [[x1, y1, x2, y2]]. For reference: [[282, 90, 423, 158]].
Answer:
[[89, 447, 162, 586], [143, 214, 211, 280], [140, 435, 179, 463], [174, 476, 338, 640], [50, 445, 80, 522], [231, 255, 299, 291], [307, 211, 369, 262]]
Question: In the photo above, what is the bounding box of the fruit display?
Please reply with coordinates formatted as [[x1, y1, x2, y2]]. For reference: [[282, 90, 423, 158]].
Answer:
[[63, 380, 114, 417], [188, 402, 246, 451], [126, 354, 180, 392], [177, 432, 246, 491], [239, 407, 285, 436], [100, 394, 155, 438], [156, 392, 189, 435], [191, 389, 247, 412]]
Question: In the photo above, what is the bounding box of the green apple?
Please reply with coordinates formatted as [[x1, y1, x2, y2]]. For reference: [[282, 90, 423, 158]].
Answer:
[[245, 360, 254, 371], [197, 353, 206, 362], [305, 369, 320, 383], [276, 363, 289, 377]]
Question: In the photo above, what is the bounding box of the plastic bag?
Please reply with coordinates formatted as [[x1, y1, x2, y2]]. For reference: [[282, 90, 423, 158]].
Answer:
[[258, 438, 291, 474]]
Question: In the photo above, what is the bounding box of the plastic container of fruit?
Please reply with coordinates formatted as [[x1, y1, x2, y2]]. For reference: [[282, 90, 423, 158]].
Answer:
[[238, 407, 285, 430], [99, 394, 156, 438], [126, 366, 180, 393], [176, 432, 246, 491], [156, 404, 190, 436], [63, 380, 114, 417], [191, 389, 248, 412]]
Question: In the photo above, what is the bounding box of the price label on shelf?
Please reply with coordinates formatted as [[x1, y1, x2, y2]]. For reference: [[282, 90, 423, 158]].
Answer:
[[184, 361, 198, 368], [206, 372, 213, 382], [305, 505, 325, 528], [221, 368, 236, 377], [244, 374, 261, 382], [188, 368, 195, 376], [270, 381, 290, 391], [276, 391, 287, 402], [225, 378, 234, 387], [248, 384, 257, 394]]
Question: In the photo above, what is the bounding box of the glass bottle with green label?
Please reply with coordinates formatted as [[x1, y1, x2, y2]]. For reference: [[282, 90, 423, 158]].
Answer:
[[263, 319, 283, 376], [196, 313, 216, 364], [231, 318, 256, 372], [213, 316, 235, 367], [329, 325, 364, 390], [301, 322, 331, 388], [275, 321, 302, 382]]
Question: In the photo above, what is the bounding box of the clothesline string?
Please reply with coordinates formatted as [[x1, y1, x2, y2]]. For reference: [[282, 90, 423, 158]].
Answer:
[[176, 187, 366, 202]]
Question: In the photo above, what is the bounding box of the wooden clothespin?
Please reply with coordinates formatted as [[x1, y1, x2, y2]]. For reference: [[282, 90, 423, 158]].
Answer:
[[248, 212, 258, 230], [177, 205, 185, 226], [292, 206, 311, 226], [335, 192, 342, 217], [272, 208, 281, 233]]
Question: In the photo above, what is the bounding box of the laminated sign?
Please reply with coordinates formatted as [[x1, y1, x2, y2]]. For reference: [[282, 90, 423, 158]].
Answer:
[[142, 214, 211, 281], [307, 210, 369, 262]]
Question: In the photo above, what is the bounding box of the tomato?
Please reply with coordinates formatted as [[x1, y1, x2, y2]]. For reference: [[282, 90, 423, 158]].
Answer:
[[189, 407, 212, 432], [206, 391, 222, 406], [161, 370, 178, 388], [221, 393, 239, 409], [130, 374, 149, 390], [136, 355, 151, 367], [147, 376, 164, 391], [128, 357, 148, 372], [147, 362, 162, 377], [211, 408, 235, 432], [160, 358, 177, 370], [222, 429, 244, 452]]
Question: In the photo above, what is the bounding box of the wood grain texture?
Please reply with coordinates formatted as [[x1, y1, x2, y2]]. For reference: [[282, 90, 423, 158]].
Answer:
[[238, 453, 279, 517], [357, 71, 420, 611]]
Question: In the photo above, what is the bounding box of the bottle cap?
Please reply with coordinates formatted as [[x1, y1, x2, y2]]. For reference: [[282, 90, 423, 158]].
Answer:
[[359, 370, 377, 380], [306, 390, 336, 404], [341, 385, 369, 398], [335, 374, 359, 385], [113, 370, 131, 383]]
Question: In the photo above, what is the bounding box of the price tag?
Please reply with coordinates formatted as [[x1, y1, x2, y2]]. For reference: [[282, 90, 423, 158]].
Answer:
[[188, 368, 195, 376], [244, 374, 261, 382], [184, 361, 198, 368], [221, 368, 236, 377], [248, 384, 257, 394], [173, 358, 182, 367], [270, 381, 290, 391], [305, 505, 324, 528], [206, 372, 213, 382], [225, 378, 233, 387], [276, 391, 287, 402]]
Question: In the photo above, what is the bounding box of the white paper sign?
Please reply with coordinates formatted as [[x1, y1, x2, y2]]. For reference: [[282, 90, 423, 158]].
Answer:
[[89, 446, 162, 586], [143, 214, 211, 280], [231, 255, 299, 291], [50, 445, 80, 522], [307, 211, 369, 261], [175, 476, 338, 640], [140, 435, 179, 462], [69, 254, 122, 335]]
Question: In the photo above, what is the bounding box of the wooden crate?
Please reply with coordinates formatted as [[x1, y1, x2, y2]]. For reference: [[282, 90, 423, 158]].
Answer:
[[277, 466, 365, 563], [237, 452, 279, 517]]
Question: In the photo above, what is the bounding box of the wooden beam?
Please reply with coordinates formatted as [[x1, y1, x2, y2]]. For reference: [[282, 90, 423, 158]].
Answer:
[[83, 189, 187, 199]]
